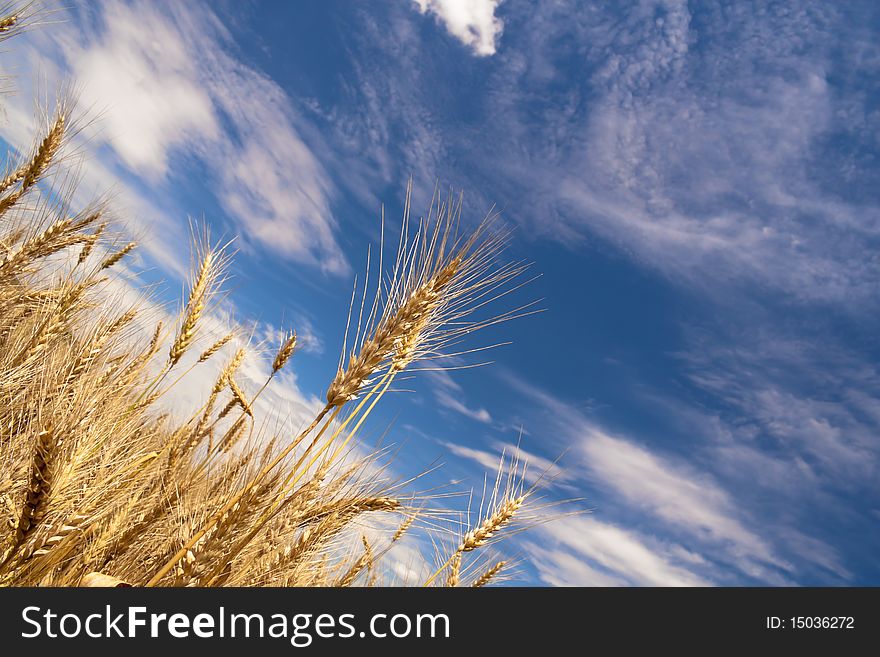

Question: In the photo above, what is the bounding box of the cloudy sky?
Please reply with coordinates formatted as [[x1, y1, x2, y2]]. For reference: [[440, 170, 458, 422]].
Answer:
[[2, 0, 879, 586]]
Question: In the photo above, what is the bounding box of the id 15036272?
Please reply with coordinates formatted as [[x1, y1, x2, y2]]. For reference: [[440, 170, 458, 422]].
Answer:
[[766, 616, 855, 630]]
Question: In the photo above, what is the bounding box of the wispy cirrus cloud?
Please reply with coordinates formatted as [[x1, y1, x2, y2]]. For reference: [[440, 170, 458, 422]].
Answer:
[[639, 324, 877, 582], [579, 431, 782, 572], [435, 390, 492, 423], [501, 373, 825, 585], [426, 369, 493, 424], [485, 0, 880, 303], [439, 439, 569, 487], [347, 1, 880, 303], [677, 328, 880, 488], [529, 517, 712, 587]]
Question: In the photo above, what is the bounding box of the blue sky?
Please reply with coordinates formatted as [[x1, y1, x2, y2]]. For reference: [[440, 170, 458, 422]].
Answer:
[[2, 0, 879, 585]]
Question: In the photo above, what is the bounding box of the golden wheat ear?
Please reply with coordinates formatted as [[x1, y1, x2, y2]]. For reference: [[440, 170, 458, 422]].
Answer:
[[0, 103, 69, 216], [198, 331, 234, 363], [99, 241, 136, 270], [0, 426, 57, 571], [325, 182, 530, 407], [472, 560, 505, 587], [272, 330, 296, 374], [334, 535, 372, 587], [0, 12, 18, 34], [168, 234, 232, 368], [76, 222, 106, 266], [0, 202, 103, 281], [392, 513, 417, 542], [424, 449, 530, 586]]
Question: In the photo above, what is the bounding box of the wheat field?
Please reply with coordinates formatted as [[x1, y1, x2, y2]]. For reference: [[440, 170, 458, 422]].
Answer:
[[0, 4, 553, 588]]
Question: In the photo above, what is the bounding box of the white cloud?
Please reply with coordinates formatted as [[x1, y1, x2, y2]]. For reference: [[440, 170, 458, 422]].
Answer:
[[501, 372, 802, 583], [427, 369, 493, 423], [554, 68, 853, 300], [435, 389, 492, 423], [460, 0, 880, 304], [69, 1, 219, 178], [440, 440, 502, 471], [530, 547, 630, 587], [579, 429, 785, 576], [0, 57, 192, 277], [413, 0, 504, 56], [679, 332, 880, 485], [439, 439, 567, 487], [532, 517, 713, 586], [3, 0, 349, 276]]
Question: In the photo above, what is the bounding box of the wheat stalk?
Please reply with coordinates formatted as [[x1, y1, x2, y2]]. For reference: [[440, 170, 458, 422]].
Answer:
[[227, 377, 253, 417], [392, 514, 416, 542], [0, 112, 66, 216], [198, 332, 233, 363], [169, 246, 220, 367], [461, 497, 523, 552], [334, 535, 372, 587], [99, 241, 136, 270], [424, 448, 530, 587], [325, 258, 460, 406], [272, 331, 296, 374], [445, 552, 461, 587], [472, 560, 505, 587], [2, 428, 57, 566]]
